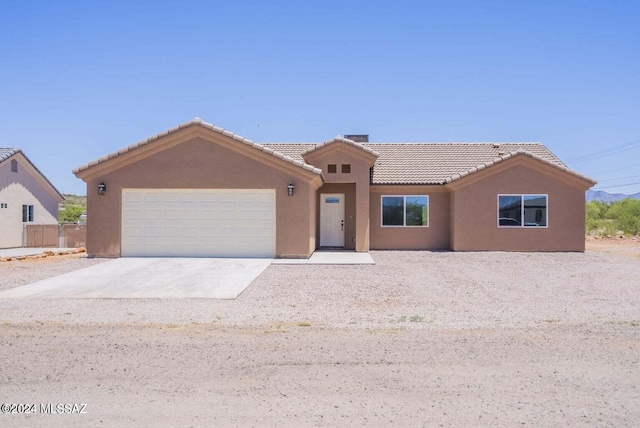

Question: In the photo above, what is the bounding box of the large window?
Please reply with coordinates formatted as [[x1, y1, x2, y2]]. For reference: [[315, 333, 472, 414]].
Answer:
[[382, 196, 429, 227], [498, 195, 547, 227], [22, 205, 34, 222]]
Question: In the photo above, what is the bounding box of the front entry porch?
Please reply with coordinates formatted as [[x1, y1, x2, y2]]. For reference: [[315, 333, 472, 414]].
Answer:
[[316, 182, 370, 251], [272, 249, 375, 265]]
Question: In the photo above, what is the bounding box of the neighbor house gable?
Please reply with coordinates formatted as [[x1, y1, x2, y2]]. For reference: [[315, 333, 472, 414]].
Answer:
[[0, 148, 64, 202], [73, 118, 323, 186]]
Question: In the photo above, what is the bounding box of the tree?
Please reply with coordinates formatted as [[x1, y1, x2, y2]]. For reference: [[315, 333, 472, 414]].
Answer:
[[58, 205, 85, 223]]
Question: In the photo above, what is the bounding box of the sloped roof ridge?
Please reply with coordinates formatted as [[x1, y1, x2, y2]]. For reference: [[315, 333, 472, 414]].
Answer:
[[444, 150, 596, 185], [0, 148, 64, 199], [73, 118, 322, 175], [301, 135, 380, 157]]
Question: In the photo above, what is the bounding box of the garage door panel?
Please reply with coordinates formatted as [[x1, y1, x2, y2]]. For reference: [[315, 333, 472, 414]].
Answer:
[[200, 210, 218, 220], [122, 189, 275, 257]]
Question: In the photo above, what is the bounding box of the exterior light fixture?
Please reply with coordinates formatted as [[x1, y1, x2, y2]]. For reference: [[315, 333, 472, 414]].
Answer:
[[287, 182, 294, 196], [97, 181, 107, 195]]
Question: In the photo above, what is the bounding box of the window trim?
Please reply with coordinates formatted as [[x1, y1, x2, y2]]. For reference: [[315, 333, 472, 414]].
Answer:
[[497, 194, 548, 228], [381, 195, 430, 227]]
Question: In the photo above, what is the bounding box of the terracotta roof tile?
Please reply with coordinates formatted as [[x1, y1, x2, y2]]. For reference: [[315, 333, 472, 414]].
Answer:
[[72, 118, 593, 186], [300, 136, 380, 157], [262, 142, 594, 185]]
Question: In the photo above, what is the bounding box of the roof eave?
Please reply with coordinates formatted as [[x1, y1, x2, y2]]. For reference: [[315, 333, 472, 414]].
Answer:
[[73, 118, 322, 180], [444, 150, 597, 187]]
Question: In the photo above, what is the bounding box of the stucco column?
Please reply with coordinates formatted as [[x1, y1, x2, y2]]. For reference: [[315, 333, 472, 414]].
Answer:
[[355, 179, 370, 251]]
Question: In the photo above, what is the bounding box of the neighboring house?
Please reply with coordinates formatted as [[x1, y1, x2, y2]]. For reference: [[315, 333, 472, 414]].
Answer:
[[0, 148, 64, 249], [73, 118, 596, 258]]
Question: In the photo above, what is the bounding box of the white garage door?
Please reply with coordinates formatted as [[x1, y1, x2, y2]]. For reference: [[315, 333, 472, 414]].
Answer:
[[121, 189, 275, 257]]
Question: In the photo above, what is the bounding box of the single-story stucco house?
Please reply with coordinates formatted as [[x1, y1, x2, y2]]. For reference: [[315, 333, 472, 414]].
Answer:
[[73, 118, 596, 258], [0, 148, 64, 249]]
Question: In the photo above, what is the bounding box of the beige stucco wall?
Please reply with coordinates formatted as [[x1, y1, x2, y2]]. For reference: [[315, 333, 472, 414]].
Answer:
[[449, 161, 588, 251], [369, 186, 450, 250], [84, 136, 317, 258], [0, 155, 60, 249]]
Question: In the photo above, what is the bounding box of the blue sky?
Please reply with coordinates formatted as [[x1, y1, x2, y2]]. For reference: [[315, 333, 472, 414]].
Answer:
[[1, 0, 638, 196]]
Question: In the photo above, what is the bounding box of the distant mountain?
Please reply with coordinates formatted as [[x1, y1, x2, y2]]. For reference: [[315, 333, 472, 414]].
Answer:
[[586, 190, 640, 203]]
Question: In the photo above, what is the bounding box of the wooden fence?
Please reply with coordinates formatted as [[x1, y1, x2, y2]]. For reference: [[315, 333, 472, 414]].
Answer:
[[24, 224, 86, 248]]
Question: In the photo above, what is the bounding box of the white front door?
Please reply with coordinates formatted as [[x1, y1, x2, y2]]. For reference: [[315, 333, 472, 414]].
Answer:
[[320, 193, 345, 247]]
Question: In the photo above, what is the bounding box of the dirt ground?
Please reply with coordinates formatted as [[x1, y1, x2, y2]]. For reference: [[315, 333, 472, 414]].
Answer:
[[0, 241, 639, 427]]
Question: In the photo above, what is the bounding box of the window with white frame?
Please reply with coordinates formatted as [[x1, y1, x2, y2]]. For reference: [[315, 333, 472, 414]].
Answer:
[[22, 205, 34, 222], [498, 195, 547, 227], [382, 195, 429, 227]]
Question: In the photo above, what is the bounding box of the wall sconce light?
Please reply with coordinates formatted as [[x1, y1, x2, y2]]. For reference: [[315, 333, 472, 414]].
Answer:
[[97, 181, 107, 195], [287, 182, 294, 196]]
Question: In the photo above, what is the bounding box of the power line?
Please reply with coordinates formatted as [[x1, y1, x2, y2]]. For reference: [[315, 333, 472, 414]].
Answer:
[[592, 163, 640, 175], [592, 181, 640, 190], [565, 138, 640, 163], [597, 174, 640, 183]]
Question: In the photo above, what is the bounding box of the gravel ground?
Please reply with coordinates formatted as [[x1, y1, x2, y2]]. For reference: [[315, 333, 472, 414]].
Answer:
[[0, 244, 638, 426], [0, 248, 637, 328]]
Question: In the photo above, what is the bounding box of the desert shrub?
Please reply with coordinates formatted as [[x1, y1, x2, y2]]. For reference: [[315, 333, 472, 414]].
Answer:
[[616, 213, 640, 235], [586, 200, 610, 234], [600, 220, 619, 236], [58, 205, 84, 223], [586, 217, 601, 234], [586, 200, 608, 220], [605, 198, 640, 220], [587, 199, 640, 236]]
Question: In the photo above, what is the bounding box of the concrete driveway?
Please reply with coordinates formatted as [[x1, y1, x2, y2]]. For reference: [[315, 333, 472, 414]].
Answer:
[[0, 258, 273, 299]]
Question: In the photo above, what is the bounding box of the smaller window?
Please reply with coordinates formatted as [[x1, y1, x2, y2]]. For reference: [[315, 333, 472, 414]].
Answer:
[[11, 159, 18, 173], [381, 195, 429, 227], [341, 164, 351, 173], [22, 205, 34, 222], [1, 203, 7, 208], [327, 164, 337, 173]]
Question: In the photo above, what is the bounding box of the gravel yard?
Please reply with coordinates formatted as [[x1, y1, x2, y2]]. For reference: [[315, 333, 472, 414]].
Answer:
[[0, 243, 638, 426]]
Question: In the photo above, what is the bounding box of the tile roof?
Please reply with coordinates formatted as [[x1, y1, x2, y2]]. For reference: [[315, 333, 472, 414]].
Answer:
[[300, 136, 380, 158], [73, 118, 323, 176], [72, 117, 594, 186], [0, 148, 65, 199], [0, 148, 19, 162], [262, 142, 595, 185], [366, 143, 566, 185]]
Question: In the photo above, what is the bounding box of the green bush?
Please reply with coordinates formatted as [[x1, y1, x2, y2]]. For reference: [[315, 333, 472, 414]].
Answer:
[[606, 198, 640, 220], [586, 200, 608, 220], [600, 220, 619, 236], [58, 205, 85, 223], [585, 198, 640, 236], [616, 213, 640, 235]]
